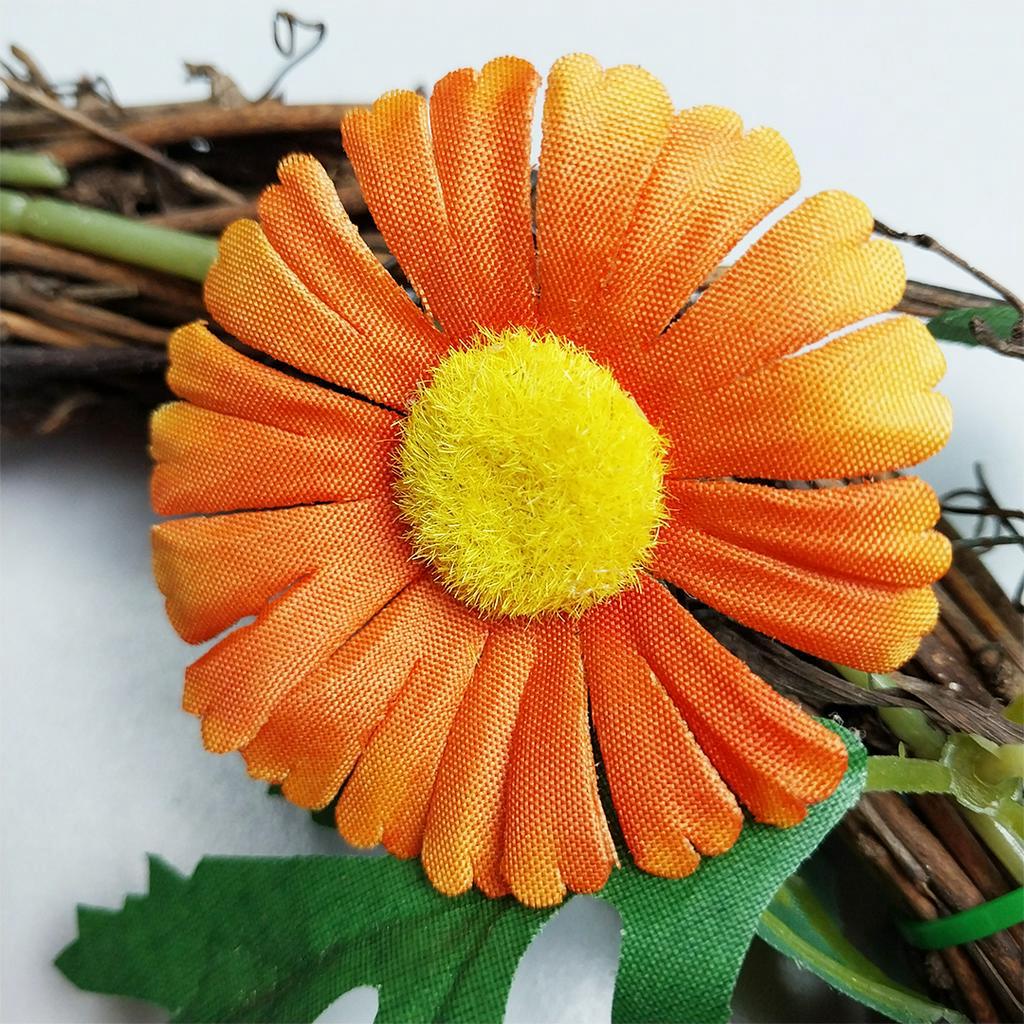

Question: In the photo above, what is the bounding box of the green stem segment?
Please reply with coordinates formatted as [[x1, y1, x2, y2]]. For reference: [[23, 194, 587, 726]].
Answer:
[[835, 665, 946, 759], [900, 888, 1024, 950], [0, 188, 217, 283], [965, 811, 1024, 885], [0, 149, 69, 189], [865, 756, 952, 794]]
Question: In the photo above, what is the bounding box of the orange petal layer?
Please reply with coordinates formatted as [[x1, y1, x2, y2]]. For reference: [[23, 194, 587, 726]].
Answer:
[[582, 608, 741, 877], [334, 585, 489, 857], [661, 315, 951, 480], [164, 321, 400, 438], [536, 54, 673, 345], [422, 623, 536, 897], [151, 402, 394, 515], [342, 56, 539, 339], [653, 518, 939, 672], [258, 153, 448, 375], [240, 577, 440, 805], [152, 500, 392, 645], [204, 219, 421, 407], [596, 107, 798, 358], [666, 477, 951, 587], [619, 579, 848, 826], [429, 57, 541, 329], [502, 618, 616, 907], [180, 501, 416, 752], [647, 191, 904, 397]]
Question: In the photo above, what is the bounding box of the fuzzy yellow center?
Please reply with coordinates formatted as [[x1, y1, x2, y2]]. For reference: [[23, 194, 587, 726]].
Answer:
[[396, 328, 668, 617]]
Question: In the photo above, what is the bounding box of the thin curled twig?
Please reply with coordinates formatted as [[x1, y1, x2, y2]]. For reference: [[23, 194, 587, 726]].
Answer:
[[874, 219, 1024, 358], [256, 11, 327, 103], [943, 465, 1024, 609]]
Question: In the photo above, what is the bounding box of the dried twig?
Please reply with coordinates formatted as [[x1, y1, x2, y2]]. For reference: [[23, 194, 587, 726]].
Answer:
[[0, 308, 118, 349], [863, 793, 1023, 1018], [0, 67, 244, 204], [2, 274, 170, 346], [256, 10, 327, 102], [1, 234, 203, 313], [687, 600, 1022, 743], [874, 219, 1024, 356], [42, 102, 361, 168], [846, 816, 1001, 1023], [143, 180, 366, 232]]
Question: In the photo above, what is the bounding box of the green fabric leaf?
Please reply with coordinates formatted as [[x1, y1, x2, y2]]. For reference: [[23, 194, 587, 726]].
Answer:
[[927, 305, 1018, 345], [56, 725, 864, 1023], [758, 877, 966, 1023], [57, 854, 555, 1024], [597, 721, 865, 1023]]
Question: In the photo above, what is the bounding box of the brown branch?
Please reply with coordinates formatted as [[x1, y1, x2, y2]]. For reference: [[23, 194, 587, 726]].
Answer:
[[913, 795, 1024, 945], [863, 793, 1023, 1007], [141, 181, 367, 232], [845, 816, 1001, 1023], [141, 201, 258, 233], [0, 308, 119, 349], [936, 586, 1024, 703], [0, 69, 244, 205], [693, 606, 1022, 743], [943, 567, 1024, 677], [875, 219, 1024, 356], [43, 102, 362, 168], [3, 275, 170, 346], [0, 234, 203, 314], [0, 98, 216, 143], [897, 279, 1006, 318]]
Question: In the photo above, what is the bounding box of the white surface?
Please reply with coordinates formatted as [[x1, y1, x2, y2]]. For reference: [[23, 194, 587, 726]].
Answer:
[[2, 1, 1023, 1021]]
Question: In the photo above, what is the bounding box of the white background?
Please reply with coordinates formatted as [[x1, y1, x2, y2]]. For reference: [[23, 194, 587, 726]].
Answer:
[[2, 1, 1022, 1021]]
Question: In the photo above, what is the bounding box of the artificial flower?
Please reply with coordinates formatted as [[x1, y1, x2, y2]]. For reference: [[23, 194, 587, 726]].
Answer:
[[151, 54, 951, 908]]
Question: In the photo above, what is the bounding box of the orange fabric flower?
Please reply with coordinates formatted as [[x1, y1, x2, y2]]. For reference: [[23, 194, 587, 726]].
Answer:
[[152, 54, 951, 908]]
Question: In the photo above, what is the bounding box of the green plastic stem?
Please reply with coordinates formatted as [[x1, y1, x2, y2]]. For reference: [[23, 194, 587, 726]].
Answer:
[[0, 188, 217, 282], [835, 665, 946, 759], [964, 811, 1024, 885], [901, 888, 1024, 950], [0, 149, 69, 189], [865, 756, 952, 794]]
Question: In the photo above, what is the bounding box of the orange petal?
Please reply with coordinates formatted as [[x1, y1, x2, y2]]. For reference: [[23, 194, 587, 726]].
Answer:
[[595, 107, 798, 359], [653, 518, 939, 672], [647, 191, 904, 397], [181, 502, 417, 752], [204, 219, 422, 407], [536, 54, 673, 345], [422, 622, 536, 897], [502, 618, 616, 907], [429, 57, 541, 329], [334, 586, 489, 857], [242, 576, 453, 810], [257, 154, 448, 374], [661, 316, 951, 480], [581, 607, 741, 877], [152, 500, 394, 645], [666, 477, 951, 588], [343, 57, 539, 339], [165, 321, 400, 438], [151, 402, 395, 515], [619, 579, 848, 826]]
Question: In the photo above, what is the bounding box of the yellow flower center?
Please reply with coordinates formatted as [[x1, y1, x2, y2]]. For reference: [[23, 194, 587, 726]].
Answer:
[[396, 327, 668, 617]]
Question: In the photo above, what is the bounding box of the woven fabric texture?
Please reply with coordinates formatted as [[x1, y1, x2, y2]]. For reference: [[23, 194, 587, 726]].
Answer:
[[54, 726, 867, 1024], [152, 53, 951, 908]]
